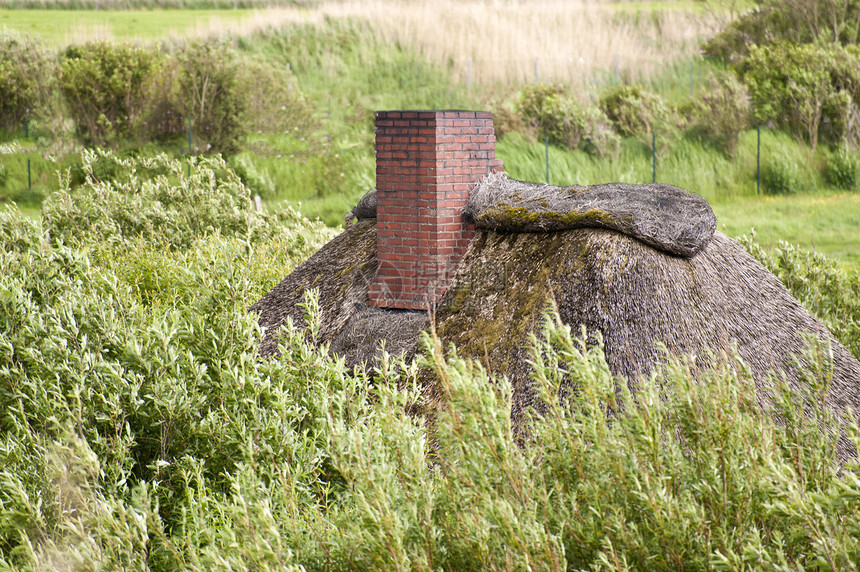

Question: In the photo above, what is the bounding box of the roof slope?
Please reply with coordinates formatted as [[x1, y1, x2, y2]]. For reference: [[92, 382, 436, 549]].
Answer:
[[252, 178, 860, 461], [250, 219, 426, 363], [433, 227, 860, 461]]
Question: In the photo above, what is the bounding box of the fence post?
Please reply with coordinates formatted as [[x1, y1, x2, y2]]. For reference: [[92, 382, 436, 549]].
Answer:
[[545, 136, 550, 184], [756, 125, 761, 196], [25, 109, 31, 191], [651, 131, 657, 183], [467, 58, 472, 90]]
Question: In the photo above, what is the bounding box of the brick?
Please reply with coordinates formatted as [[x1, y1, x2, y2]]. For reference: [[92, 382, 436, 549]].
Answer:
[[372, 110, 498, 308]]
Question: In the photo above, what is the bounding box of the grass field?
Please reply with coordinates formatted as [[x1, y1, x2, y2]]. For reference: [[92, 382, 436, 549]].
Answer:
[[713, 193, 860, 268], [1, 0, 720, 85], [1, 0, 858, 268], [0, 7, 304, 45]]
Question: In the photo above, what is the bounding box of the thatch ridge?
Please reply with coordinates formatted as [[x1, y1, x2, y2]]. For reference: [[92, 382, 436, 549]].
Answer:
[[342, 174, 716, 258], [463, 173, 716, 257]]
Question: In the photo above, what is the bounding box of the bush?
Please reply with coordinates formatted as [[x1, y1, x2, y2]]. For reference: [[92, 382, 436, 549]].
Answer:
[[703, 0, 860, 60], [175, 39, 246, 155], [598, 84, 675, 139], [762, 150, 803, 194], [238, 55, 313, 136], [741, 42, 860, 151], [488, 99, 527, 140], [0, 29, 58, 133], [826, 145, 860, 189], [691, 71, 752, 157], [0, 204, 42, 252], [60, 42, 164, 146], [515, 84, 618, 157], [138, 56, 185, 144], [42, 148, 319, 250]]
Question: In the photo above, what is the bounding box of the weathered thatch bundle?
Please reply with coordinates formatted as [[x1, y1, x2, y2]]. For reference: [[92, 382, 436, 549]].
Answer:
[[464, 173, 717, 257], [251, 175, 860, 462]]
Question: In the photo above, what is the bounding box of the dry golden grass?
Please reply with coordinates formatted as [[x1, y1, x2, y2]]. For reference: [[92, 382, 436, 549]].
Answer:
[[54, 0, 720, 87], [317, 0, 721, 88], [11, 0, 719, 87]]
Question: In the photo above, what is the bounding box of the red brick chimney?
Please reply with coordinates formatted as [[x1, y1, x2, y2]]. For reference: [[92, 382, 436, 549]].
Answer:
[[368, 110, 504, 310]]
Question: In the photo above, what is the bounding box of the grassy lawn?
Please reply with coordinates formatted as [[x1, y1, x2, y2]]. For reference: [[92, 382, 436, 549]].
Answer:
[[713, 192, 860, 269], [0, 7, 256, 45]]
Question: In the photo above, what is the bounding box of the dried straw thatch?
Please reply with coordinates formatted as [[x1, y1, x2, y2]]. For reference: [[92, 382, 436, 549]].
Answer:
[[250, 219, 426, 361], [252, 176, 860, 461], [464, 173, 716, 257]]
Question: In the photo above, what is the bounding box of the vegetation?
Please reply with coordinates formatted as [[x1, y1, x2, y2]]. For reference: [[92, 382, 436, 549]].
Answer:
[[0, 29, 57, 133], [686, 70, 751, 157], [1, 3, 860, 566], [515, 84, 618, 157], [1, 2, 859, 251], [741, 232, 860, 357], [61, 42, 164, 146], [739, 42, 860, 151], [0, 151, 858, 570]]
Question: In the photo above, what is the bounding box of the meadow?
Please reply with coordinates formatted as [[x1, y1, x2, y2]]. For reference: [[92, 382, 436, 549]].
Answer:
[[1, 1, 860, 568], [2, 0, 858, 266]]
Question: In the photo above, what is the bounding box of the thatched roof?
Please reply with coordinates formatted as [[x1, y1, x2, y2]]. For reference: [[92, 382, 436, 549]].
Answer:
[[251, 175, 860, 462], [346, 173, 717, 258]]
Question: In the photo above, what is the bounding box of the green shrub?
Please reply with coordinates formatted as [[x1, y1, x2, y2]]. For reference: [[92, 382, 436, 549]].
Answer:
[[175, 39, 246, 155], [826, 145, 860, 189], [703, 0, 860, 60], [741, 42, 860, 151], [238, 55, 313, 136], [691, 71, 751, 157], [60, 42, 164, 146], [0, 29, 58, 133], [762, 150, 803, 194], [42, 148, 327, 250], [598, 84, 675, 139], [0, 204, 42, 252], [138, 56, 185, 144], [515, 83, 618, 157]]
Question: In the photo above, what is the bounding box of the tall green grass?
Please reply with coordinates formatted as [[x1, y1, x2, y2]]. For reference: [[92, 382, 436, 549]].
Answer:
[[235, 22, 482, 225]]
